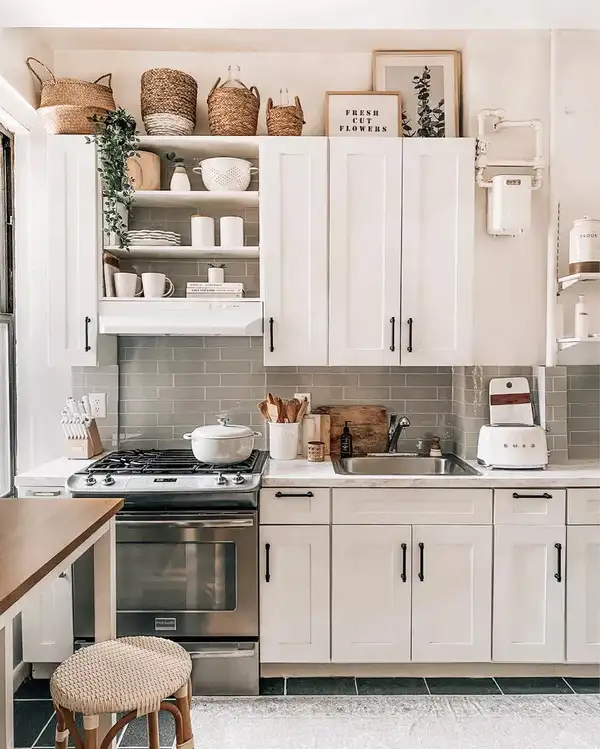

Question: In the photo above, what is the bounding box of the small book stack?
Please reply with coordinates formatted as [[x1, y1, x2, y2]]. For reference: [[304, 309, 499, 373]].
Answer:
[[186, 282, 245, 299]]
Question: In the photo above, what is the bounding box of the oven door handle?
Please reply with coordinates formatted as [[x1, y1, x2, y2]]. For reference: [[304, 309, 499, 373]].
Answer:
[[188, 649, 256, 659], [116, 518, 255, 528]]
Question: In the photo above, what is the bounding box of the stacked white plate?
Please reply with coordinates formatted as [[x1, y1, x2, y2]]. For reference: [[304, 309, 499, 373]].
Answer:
[[127, 230, 181, 246]]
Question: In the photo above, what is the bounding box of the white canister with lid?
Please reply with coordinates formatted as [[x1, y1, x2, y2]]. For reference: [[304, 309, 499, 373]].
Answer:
[[569, 217, 600, 274], [220, 216, 244, 248], [191, 215, 215, 248]]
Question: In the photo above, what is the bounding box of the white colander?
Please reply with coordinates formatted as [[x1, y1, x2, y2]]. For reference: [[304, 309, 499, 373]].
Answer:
[[193, 157, 258, 192]]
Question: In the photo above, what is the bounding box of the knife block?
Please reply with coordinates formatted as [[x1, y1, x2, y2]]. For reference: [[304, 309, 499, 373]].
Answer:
[[64, 419, 104, 459]]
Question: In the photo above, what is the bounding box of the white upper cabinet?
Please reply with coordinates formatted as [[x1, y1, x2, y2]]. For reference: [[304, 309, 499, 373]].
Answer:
[[260, 138, 329, 366], [329, 138, 402, 366], [401, 139, 475, 365], [493, 525, 565, 663], [411, 525, 492, 662], [566, 525, 600, 663], [47, 135, 115, 366]]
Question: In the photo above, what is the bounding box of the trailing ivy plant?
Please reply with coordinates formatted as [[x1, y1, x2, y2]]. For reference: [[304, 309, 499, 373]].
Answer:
[[87, 108, 139, 250]]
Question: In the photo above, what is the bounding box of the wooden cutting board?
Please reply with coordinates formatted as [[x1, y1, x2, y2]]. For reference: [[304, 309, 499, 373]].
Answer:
[[313, 405, 388, 456]]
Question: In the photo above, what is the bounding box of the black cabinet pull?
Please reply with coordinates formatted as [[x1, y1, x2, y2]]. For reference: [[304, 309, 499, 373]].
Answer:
[[265, 543, 271, 583], [512, 492, 552, 500], [407, 318, 414, 353], [268, 317, 274, 353], [418, 542, 424, 582], [84, 316, 91, 352], [389, 317, 396, 352], [554, 542, 562, 583], [400, 543, 407, 583], [274, 491, 314, 498]]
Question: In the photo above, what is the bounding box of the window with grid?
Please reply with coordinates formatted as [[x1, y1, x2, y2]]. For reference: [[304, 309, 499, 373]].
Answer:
[[0, 125, 15, 496]]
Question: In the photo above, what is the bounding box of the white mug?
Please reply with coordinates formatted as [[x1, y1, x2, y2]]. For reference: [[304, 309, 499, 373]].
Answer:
[[142, 272, 175, 298], [114, 272, 142, 298]]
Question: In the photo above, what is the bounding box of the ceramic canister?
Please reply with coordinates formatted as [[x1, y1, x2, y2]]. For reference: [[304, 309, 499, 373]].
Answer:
[[220, 216, 244, 248], [191, 215, 216, 248], [569, 217, 600, 274]]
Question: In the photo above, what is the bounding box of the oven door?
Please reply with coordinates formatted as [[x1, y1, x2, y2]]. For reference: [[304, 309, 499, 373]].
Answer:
[[73, 510, 258, 640]]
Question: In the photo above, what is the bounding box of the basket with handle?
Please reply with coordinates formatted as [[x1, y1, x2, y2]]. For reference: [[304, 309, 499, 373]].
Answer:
[[141, 68, 197, 136], [266, 95, 305, 136], [26, 57, 115, 134], [207, 77, 261, 136]]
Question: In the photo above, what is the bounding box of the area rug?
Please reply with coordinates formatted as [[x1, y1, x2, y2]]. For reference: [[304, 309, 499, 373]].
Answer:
[[190, 695, 600, 748]]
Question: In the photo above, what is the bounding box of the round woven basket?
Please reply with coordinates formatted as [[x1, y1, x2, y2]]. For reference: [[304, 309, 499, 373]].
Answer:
[[266, 96, 304, 136], [207, 78, 260, 136], [38, 105, 110, 135], [141, 69, 197, 135]]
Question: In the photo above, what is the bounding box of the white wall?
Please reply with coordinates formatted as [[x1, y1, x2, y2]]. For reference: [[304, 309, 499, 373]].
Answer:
[[0, 28, 53, 107]]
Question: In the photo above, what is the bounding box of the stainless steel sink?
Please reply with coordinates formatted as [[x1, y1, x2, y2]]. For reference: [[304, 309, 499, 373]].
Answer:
[[331, 454, 480, 476]]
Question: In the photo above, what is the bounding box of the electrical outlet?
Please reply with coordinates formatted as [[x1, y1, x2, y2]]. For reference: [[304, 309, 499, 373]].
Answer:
[[295, 392, 311, 413], [89, 392, 107, 419]]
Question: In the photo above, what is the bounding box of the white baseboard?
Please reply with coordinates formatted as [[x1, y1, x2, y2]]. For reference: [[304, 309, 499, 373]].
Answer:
[[12, 661, 29, 693]]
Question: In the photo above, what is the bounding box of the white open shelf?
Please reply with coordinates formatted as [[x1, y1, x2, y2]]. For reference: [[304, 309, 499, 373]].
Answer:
[[132, 190, 259, 208], [557, 336, 600, 350], [558, 272, 600, 291], [137, 136, 260, 160], [104, 246, 259, 260]]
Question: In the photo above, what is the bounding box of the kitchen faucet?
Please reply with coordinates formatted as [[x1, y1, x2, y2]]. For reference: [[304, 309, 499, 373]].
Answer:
[[386, 414, 411, 453]]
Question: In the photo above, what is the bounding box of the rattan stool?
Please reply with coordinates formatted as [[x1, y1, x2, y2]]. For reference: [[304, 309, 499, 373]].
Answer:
[[50, 636, 194, 749]]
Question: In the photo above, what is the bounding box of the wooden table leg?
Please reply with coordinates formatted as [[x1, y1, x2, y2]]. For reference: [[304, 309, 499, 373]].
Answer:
[[93, 519, 116, 746], [0, 620, 14, 749]]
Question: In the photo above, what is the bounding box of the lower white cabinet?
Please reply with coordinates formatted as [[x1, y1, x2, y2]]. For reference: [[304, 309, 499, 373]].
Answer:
[[21, 569, 73, 663], [493, 525, 566, 663], [566, 525, 600, 663], [412, 525, 492, 662], [259, 525, 330, 663], [332, 525, 411, 663]]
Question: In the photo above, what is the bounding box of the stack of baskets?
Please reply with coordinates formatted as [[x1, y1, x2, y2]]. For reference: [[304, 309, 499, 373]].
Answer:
[[141, 69, 198, 135], [26, 58, 116, 135], [266, 95, 305, 136], [207, 77, 261, 136]]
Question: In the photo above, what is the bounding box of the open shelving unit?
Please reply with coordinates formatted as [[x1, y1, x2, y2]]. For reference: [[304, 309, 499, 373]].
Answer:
[[131, 190, 259, 208], [558, 272, 600, 291], [104, 246, 259, 260]]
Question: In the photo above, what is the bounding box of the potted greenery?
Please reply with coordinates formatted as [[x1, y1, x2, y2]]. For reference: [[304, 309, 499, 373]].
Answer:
[[88, 107, 139, 250], [166, 151, 191, 191]]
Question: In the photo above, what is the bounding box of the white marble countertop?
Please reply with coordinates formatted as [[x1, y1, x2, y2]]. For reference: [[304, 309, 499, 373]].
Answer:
[[14, 455, 106, 488]]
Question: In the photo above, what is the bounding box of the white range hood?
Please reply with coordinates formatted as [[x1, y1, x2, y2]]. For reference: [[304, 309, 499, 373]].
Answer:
[[99, 299, 263, 336]]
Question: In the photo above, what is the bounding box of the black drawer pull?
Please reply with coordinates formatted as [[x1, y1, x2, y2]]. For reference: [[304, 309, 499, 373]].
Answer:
[[400, 543, 407, 583], [418, 542, 424, 582], [512, 492, 552, 500], [390, 317, 396, 352], [554, 542, 562, 583], [84, 316, 91, 352], [265, 543, 271, 583], [274, 491, 314, 498], [268, 317, 274, 353], [407, 317, 414, 353]]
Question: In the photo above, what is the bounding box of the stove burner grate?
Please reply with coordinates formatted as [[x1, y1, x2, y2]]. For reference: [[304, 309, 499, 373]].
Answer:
[[86, 449, 265, 476]]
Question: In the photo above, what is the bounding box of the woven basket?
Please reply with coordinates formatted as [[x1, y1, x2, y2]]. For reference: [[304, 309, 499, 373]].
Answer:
[[266, 96, 304, 136], [38, 105, 109, 135], [141, 69, 197, 135], [207, 77, 260, 136]]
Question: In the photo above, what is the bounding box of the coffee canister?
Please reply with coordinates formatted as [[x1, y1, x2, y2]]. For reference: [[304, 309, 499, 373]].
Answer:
[[220, 216, 244, 248], [191, 215, 215, 248], [569, 217, 600, 274]]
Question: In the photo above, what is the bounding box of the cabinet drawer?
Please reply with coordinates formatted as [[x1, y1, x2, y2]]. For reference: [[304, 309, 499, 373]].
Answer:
[[332, 489, 492, 525], [260, 488, 330, 524], [567, 488, 600, 525], [494, 489, 566, 525], [17, 486, 69, 499]]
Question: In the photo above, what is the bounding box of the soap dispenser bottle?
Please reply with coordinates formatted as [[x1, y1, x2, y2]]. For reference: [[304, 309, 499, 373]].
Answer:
[[575, 294, 590, 339], [340, 421, 353, 458]]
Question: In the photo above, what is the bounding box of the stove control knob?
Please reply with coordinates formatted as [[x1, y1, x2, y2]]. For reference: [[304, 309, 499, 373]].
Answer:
[[85, 475, 96, 486], [103, 474, 115, 486], [232, 472, 246, 485], [214, 472, 228, 486]]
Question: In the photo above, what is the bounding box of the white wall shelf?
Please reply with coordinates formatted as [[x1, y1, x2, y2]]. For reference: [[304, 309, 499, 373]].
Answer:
[[137, 136, 260, 160], [131, 190, 259, 208], [558, 272, 600, 291], [104, 246, 259, 260], [557, 336, 600, 350]]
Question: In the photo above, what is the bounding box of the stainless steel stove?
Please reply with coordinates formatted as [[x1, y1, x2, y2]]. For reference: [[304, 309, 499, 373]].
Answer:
[[68, 449, 268, 696]]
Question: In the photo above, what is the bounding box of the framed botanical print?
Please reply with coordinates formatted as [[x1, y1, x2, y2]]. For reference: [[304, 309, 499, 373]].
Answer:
[[325, 91, 401, 137], [372, 51, 461, 137]]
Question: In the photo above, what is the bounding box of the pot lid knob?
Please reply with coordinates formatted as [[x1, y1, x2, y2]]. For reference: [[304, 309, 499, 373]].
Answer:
[[218, 417, 230, 427]]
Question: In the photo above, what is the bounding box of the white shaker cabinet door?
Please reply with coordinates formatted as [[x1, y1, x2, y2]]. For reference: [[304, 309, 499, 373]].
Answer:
[[21, 569, 74, 663], [566, 525, 600, 663], [47, 135, 115, 366], [411, 525, 492, 662], [329, 138, 402, 366], [259, 525, 330, 663], [401, 138, 475, 365], [260, 137, 329, 366], [493, 525, 565, 663], [332, 525, 411, 663]]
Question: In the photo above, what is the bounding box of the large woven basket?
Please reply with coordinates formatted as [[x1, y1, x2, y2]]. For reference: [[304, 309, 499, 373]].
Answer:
[[26, 57, 116, 135], [141, 68, 197, 135], [207, 78, 260, 136], [266, 96, 304, 136]]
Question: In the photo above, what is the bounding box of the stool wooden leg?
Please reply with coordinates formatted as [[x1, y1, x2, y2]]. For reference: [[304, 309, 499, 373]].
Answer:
[[58, 707, 84, 749], [54, 707, 68, 749], [147, 712, 160, 749], [83, 715, 99, 749], [174, 683, 194, 749], [98, 711, 137, 749]]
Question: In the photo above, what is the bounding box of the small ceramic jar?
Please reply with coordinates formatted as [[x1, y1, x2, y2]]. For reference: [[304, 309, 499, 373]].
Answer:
[[307, 441, 325, 463]]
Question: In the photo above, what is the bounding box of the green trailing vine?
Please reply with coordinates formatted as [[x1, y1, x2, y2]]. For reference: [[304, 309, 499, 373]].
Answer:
[[87, 108, 139, 250], [401, 66, 445, 138]]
